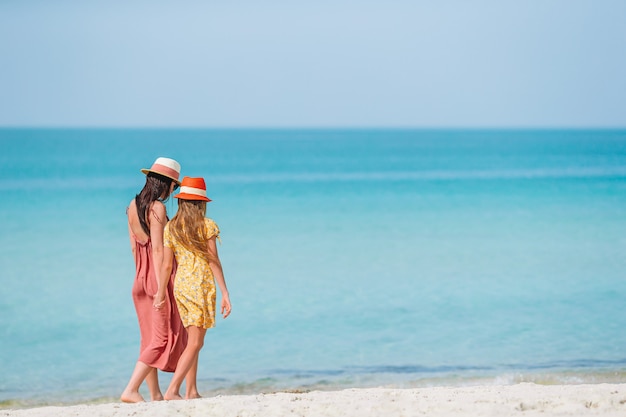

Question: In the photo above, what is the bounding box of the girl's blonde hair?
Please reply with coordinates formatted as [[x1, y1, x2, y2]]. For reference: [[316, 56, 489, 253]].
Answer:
[[169, 199, 217, 265]]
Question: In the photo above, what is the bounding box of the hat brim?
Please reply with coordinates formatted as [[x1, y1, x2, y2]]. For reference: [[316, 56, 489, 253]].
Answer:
[[174, 192, 211, 202], [141, 168, 182, 185]]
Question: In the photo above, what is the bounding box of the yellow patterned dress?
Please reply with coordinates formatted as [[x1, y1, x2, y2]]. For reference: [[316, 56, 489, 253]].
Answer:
[[163, 218, 220, 329]]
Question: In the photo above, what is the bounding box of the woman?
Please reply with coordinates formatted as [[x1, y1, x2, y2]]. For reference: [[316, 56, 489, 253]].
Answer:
[[157, 176, 231, 400], [120, 157, 189, 403]]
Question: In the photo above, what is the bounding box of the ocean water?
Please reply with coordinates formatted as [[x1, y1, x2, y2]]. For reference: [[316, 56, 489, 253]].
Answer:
[[1, 128, 626, 408]]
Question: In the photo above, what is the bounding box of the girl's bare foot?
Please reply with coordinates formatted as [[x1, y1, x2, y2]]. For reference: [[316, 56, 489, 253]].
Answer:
[[120, 390, 145, 403], [151, 393, 164, 401], [164, 392, 184, 401], [186, 392, 202, 400]]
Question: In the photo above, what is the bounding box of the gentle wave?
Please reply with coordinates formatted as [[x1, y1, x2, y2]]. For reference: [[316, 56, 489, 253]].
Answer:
[[2, 167, 626, 190], [206, 362, 626, 396], [205, 167, 626, 184], [263, 358, 626, 381], [124, 364, 626, 396]]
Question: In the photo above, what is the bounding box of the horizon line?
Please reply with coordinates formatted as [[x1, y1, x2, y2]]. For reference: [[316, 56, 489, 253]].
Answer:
[[1, 125, 625, 131]]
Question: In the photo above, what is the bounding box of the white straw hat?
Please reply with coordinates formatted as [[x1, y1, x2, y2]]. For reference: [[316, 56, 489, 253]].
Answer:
[[140, 157, 181, 185]]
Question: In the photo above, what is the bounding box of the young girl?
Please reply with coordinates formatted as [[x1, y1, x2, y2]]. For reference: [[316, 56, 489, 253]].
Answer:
[[155, 176, 231, 400]]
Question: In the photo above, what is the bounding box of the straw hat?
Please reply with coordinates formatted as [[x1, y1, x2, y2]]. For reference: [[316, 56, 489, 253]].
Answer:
[[175, 176, 212, 202], [141, 157, 181, 185]]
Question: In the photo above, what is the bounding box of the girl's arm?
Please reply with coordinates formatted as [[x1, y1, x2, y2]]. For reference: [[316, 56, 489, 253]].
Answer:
[[208, 236, 231, 318]]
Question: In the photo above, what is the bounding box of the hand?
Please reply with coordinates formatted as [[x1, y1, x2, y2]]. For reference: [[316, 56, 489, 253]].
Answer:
[[221, 295, 231, 319], [153, 292, 165, 309]]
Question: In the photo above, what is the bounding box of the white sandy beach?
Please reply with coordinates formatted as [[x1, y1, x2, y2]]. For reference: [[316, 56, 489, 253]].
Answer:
[[4, 384, 626, 417]]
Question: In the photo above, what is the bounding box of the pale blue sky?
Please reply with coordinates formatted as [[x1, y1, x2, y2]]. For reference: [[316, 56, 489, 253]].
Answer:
[[1, 1, 625, 128]]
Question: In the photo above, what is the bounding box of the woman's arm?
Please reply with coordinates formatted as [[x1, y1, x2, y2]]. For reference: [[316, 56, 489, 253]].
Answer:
[[149, 202, 168, 304], [208, 236, 231, 318], [155, 246, 174, 308], [127, 222, 136, 259]]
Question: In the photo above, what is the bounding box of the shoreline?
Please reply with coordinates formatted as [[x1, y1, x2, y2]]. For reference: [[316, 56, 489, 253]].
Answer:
[[5, 366, 626, 410], [4, 383, 626, 417]]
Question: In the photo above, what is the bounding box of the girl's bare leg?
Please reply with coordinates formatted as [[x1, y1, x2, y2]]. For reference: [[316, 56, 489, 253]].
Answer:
[[121, 361, 155, 403], [164, 326, 206, 400], [146, 367, 164, 401], [185, 353, 201, 399]]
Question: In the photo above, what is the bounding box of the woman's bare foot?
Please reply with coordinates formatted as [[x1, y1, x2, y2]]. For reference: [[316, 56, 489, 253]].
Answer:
[[186, 391, 202, 400], [120, 390, 145, 403], [151, 393, 164, 401]]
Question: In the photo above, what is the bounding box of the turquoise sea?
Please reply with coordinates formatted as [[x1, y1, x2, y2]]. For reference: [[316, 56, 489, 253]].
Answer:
[[1, 129, 626, 408]]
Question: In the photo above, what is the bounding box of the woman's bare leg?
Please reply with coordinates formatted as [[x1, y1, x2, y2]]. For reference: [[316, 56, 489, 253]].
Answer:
[[164, 326, 206, 400], [121, 361, 155, 403], [185, 353, 201, 399], [146, 368, 164, 401]]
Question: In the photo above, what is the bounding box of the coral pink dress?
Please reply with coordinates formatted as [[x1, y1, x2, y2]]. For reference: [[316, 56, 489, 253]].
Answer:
[[130, 227, 187, 372]]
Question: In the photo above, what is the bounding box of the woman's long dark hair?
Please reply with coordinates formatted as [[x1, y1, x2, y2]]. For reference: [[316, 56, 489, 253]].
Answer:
[[135, 173, 174, 235]]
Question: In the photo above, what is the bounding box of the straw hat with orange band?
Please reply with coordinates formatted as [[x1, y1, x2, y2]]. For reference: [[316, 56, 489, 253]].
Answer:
[[174, 177, 212, 202]]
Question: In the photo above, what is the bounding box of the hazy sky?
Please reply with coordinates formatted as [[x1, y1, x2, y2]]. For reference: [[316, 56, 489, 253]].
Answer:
[[1, 1, 625, 128]]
